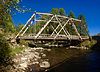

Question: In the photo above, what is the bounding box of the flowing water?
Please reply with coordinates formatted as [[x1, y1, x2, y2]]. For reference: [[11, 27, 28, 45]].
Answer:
[[47, 50, 100, 72]]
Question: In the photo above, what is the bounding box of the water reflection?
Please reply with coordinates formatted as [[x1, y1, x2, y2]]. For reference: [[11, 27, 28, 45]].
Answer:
[[48, 50, 100, 72]]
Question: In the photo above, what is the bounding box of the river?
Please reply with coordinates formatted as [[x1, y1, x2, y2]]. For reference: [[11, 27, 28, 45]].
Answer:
[[47, 50, 100, 72]]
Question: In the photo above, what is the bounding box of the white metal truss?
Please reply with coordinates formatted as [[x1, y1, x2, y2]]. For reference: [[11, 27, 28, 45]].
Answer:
[[54, 19, 71, 39], [54, 15, 71, 40], [15, 13, 35, 38], [71, 20, 82, 40], [35, 15, 54, 38], [15, 12, 85, 41]]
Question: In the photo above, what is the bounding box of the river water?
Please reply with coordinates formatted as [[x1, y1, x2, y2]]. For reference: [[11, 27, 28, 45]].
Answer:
[[47, 50, 100, 72]]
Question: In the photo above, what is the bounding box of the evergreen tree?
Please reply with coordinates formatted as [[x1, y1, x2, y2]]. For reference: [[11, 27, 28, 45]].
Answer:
[[78, 14, 88, 36], [68, 11, 76, 35], [68, 11, 75, 18], [59, 8, 66, 16], [51, 8, 59, 15]]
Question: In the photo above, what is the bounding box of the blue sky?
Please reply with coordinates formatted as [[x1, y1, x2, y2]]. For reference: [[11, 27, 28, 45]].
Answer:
[[12, 0, 100, 36]]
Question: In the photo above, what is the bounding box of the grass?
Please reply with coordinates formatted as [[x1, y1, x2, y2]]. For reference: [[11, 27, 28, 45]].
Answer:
[[10, 46, 24, 57]]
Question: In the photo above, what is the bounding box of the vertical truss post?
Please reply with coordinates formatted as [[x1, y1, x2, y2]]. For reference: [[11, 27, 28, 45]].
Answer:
[[71, 20, 82, 40], [54, 19, 70, 39], [34, 11, 37, 34], [35, 15, 54, 39]]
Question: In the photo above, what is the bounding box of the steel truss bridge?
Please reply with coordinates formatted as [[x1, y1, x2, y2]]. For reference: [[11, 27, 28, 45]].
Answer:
[[15, 12, 89, 45]]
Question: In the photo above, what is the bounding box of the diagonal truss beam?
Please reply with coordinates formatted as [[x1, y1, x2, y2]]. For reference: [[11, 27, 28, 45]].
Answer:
[[51, 21, 61, 36], [35, 15, 54, 39], [21, 21, 33, 36], [15, 13, 35, 38], [71, 20, 82, 40], [51, 25, 58, 34], [54, 15, 71, 40], [54, 19, 70, 39]]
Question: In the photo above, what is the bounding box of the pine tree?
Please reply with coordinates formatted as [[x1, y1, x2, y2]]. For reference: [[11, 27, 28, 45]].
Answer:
[[59, 8, 66, 16], [51, 8, 59, 15], [68, 11, 75, 18], [68, 11, 76, 35], [78, 14, 88, 36]]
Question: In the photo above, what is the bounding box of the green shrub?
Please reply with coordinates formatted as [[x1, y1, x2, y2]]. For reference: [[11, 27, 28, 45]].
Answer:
[[11, 46, 24, 56], [19, 40, 28, 46], [79, 39, 97, 48], [0, 34, 12, 65]]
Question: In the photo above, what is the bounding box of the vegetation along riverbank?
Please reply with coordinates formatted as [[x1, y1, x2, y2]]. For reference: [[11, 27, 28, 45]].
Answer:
[[0, 0, 99, 72]]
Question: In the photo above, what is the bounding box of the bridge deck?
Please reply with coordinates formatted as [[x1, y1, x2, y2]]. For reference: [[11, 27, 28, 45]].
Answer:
[[17, 35, 89, 41]]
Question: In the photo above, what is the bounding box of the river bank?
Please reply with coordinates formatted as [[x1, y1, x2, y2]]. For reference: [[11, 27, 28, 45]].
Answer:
[[23, 47, 91, 72], [5, 46, 90, 72], [0, 33, 96, 72]]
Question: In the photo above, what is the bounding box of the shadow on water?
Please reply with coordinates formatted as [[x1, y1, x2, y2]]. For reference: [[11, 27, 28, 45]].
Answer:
[[47, 50, 100, 72], [91, 36, 100, 50]]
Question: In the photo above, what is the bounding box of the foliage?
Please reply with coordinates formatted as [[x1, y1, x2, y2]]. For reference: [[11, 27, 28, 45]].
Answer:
[[78, 14, 88, 36], [19, 40, 28, 46], [11, 46, 24, 56], [51, 8, 59, 15], [51, 8, 66, 16], [0, 0, 22, 33], [79, 40, 97, 48], [3, 14, 16, 33], [59, 8, 66, 16], [68, 11, 75, 18], [16, 24, 24, 32], [0, 34, 12, 65]]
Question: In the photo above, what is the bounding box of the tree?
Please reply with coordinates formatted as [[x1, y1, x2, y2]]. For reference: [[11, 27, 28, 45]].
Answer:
[[0, 0, 21, 33], [68, 11, 75, 18], [4, 14, 16, 33], [16, 24, 24, 32], [68, 11, 76, 35], [51, 8, 59, 15], [59, 8, 66, 16], [78, 14, 88, 36]]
